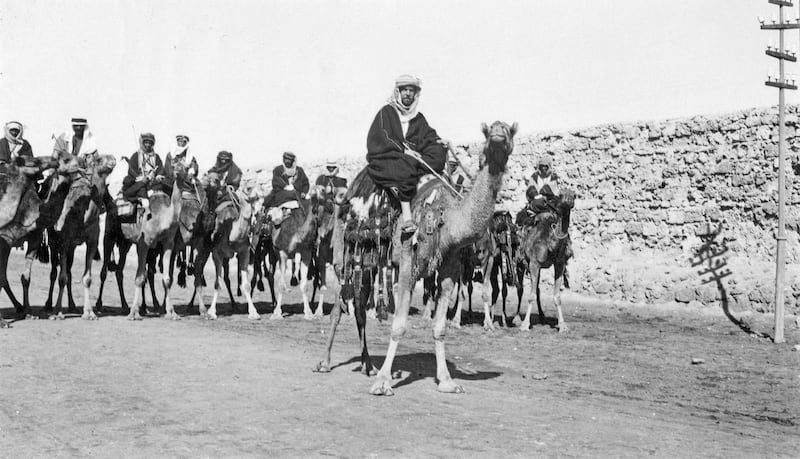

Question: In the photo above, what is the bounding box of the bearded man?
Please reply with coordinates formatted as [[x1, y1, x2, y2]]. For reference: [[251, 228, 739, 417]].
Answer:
[[365, 74, 448, 234], [121, 132, 164, 212]]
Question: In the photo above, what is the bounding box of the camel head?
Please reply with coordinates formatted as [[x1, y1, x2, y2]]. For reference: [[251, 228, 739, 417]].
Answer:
[[91, 154, 117, 177], [481, 121, 517, 175]]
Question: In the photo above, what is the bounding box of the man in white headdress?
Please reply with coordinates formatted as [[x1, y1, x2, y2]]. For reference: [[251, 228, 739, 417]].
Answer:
[[172, 134, 199, 194], [52, 117, 98, 166], [0, 121, 33, 163]]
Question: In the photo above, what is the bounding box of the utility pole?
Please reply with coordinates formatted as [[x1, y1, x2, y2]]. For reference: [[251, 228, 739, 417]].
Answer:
[[761, 0, 799, 343]]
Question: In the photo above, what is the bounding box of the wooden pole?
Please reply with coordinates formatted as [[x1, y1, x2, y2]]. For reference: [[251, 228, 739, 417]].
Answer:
[[774, 12, 787, 344]]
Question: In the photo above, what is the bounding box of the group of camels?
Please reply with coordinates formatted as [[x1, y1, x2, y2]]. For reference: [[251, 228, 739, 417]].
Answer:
[[0, 120, 575, 396]]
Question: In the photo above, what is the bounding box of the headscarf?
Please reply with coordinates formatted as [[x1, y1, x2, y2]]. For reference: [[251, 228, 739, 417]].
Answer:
[[282, 151, 297, 177], [325, 160, 339, 176], [4, 121, 24, 155], [173, 134, 190, 159], [52, 120, 97, 158], [538, 156, 553, 168], [387, 74, 422, 121]]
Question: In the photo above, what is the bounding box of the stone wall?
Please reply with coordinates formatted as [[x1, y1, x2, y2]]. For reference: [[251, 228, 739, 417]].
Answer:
[[242, 106, 800, 314]]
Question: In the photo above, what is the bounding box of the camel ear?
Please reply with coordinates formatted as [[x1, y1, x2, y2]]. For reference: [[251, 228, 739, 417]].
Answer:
[[510, 122, 518, 137], [481, 122, 490, 138]]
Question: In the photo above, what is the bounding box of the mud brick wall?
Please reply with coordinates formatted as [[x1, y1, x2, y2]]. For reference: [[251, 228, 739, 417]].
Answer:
[[242, 106, 800, 313]]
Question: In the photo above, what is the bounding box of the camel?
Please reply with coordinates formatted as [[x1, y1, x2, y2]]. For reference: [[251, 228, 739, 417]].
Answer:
[[39, 154, 117, 320], [0, 156, 58, 327], [473, 211, 523, 329], [126, 156, 183, 320], [314, 121, 517, 395], [313, 189, 395, 376], [308, 194, 340, 318], [517, 190, 574, 331], [270, 198, 319, 320], [191, 180, 260, 320], [368, 121, 516, 396], [247, 211, 278, 306], [95, 196, 162, 315]]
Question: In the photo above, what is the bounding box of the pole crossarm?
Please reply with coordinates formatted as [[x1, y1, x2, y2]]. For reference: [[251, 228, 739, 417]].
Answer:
[[761, 23, 800, 30], [766, 49, 798, 61], [768, 0, 793, 7], [765, 80, 799, 89]]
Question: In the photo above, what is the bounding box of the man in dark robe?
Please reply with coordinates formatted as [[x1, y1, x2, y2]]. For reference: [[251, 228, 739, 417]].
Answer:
[[314, 160, 347, 203], [445, 159, 468, 194], [366, 74, 448, 233], [121, 132, 165, 212], [0, 121, 33, 163], [264, 151, 310, 223], [207, 150, 243, 239], [516, 156, 561, 226]]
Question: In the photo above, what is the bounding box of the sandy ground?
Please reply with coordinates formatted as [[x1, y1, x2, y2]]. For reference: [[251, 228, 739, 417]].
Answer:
[[1, 248, 799, 458]]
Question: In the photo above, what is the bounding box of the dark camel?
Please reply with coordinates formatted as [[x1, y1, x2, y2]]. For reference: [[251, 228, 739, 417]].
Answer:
[[518, 190, 575, 331], [39, 154, 117, 320], [0, 156, 58, 327]]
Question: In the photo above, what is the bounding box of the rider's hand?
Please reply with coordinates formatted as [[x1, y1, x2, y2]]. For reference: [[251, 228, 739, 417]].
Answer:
[[155, 175, 165, 182], [284, 184, 295, 191], [135, 175, 145, 182], [438, 138, 453, 151]]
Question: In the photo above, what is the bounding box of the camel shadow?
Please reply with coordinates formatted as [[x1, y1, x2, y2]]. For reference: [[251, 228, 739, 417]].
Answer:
[[371, 352, 502, 390], [690, 224, 768, 338]]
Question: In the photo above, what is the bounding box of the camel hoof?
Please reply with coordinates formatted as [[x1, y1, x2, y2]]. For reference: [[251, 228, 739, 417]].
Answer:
[[0, 319, 9, 328], [369, 378, 394, 396], [207, 314, 217, 321], [303, 313, 313, 321], [25, 314, 38, 321], [49, 313, 65, 321], [270, 312, 284, 320], [558, 323, 569, 333], [127, 313, 142, 321], [82, 312, 98, 321], [483, 320, 495, 331], [520, 321, 531, 331], [248, 313, 261, 320], [437, 379, 465, 394], [449, 320, 462, 329], [314, 310, 324, 319], [313, 361, 331, 373]]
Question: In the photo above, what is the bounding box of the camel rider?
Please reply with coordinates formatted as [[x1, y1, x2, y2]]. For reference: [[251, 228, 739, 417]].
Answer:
[[121, 133, 165, 214], [517, 155, 560, 227], [445, 159, 468, 194], [52, 117, 98, 170], [264, 151, 309, 225], [314, 160, 347, 203], [172, 134, 199, 194], [366, 74, 448, 234], [0, 121, 34, 164], [208, 150, 243, 239]]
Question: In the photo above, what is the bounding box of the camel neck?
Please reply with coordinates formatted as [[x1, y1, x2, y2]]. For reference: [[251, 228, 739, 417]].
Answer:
[[443, 165, 504, 247]]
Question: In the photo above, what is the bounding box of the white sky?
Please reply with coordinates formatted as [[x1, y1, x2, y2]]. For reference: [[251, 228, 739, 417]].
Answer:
[[0, 0, 797, 171]]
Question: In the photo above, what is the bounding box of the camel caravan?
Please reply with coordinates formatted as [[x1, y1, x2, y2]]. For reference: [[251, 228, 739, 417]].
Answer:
[[0, 75, 577, 395]]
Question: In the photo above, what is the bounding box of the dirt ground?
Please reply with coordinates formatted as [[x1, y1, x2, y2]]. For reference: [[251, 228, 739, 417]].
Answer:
[[1, 248, 799, 458]]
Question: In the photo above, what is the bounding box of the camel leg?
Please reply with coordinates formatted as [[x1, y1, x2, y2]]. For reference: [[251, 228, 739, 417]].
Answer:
[[127, 240, 148, 321], [553, 262, 568, 333], [161, 244, 178, 320], [515, 261, 525, 325], [292, 252, 301, 286], [239, 251, 260, 320], [115, 243, 131, 313], [271, 253, 288, 320], [452, 280, 463, 329], [300, 261, 313, 320], [65, 247, 78, 313], [194, 246, 211, 319], [208, 252, 223, 320], [146, 254, 160, 315], [433, 262, 464, 394], [50, 244, 72, 321], [521, 262, 540, 330], [314, 292, 344, 373], [81, 227, 100, 320], [481, 256, 496, 330], [43, 245, 58, 313], [315, 284, 326, 318], [369, 236, 413, 396], [0, 244, 20, 327], [20, 248, 37, 319], [96, 241, 111, 313], [355, 269, 375, 375], [499, 257, 509, 327], [222, 260, 238, 314]]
